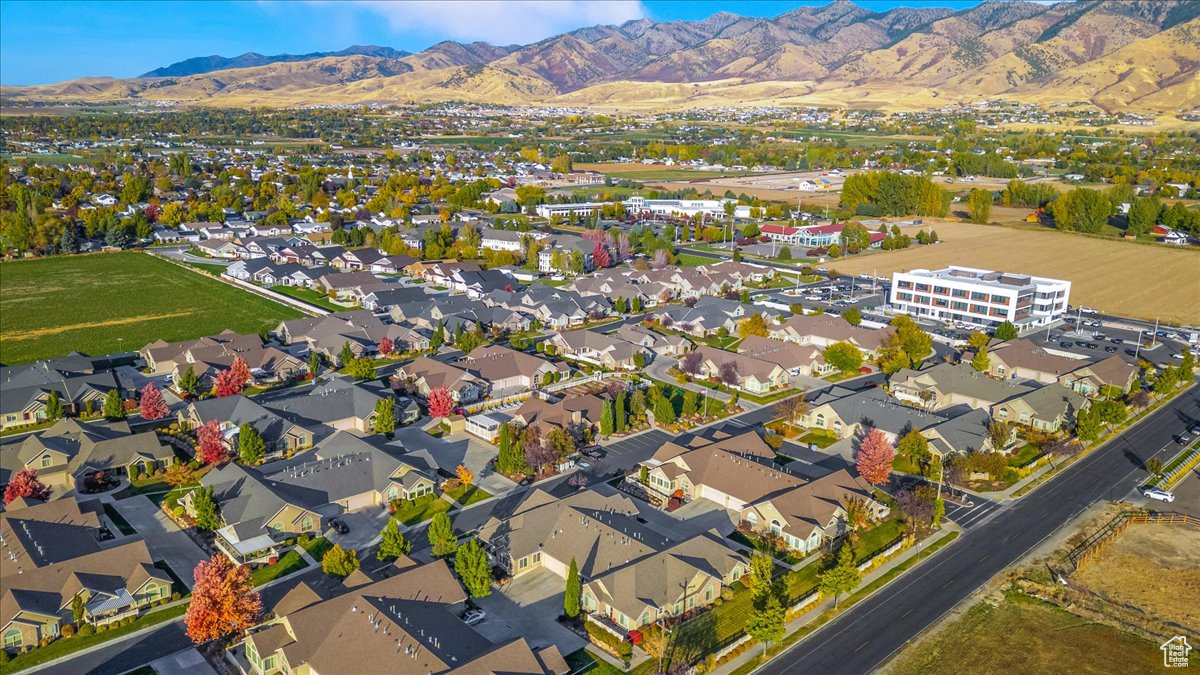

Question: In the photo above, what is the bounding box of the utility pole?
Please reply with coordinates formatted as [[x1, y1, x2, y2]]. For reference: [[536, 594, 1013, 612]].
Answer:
[[1152, 317, 1160, 347]]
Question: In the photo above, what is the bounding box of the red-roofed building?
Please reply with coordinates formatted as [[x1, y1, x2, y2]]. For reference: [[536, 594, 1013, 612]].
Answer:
[[761, 222, 843, 247]]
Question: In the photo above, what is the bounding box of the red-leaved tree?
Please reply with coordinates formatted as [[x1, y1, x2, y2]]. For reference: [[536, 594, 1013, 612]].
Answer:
[[229, 355, 252, 387], [3, 468, 52, 504], [427, 386, 453, 418], [213, 368, 243, 398], [139, 382, 170, 420], [378, 336, 394, 356], [185, 555, 261, 644], [592, 240, 612, 269], [196, 419, 226, 465], [856, 428, 895, 485]]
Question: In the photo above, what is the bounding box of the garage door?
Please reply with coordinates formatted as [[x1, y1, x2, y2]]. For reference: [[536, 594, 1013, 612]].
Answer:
[[344, 493, 377, 512]]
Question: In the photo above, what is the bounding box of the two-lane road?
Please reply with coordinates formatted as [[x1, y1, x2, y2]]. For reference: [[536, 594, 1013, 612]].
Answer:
[[760, 386, 1200, 675]]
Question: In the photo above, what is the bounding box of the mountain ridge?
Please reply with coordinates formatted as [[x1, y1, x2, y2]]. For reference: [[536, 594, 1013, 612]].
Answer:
[[7, 0, 1197, 113]]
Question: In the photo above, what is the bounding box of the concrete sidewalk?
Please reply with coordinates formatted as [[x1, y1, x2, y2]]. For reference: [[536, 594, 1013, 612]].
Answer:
[[711, 524, 961, 675], [108, 496, 209, 590]]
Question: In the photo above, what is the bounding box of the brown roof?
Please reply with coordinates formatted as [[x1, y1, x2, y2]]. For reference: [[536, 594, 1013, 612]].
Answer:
[[0, 497, 103, 573], [989, 338, 1080, 377]]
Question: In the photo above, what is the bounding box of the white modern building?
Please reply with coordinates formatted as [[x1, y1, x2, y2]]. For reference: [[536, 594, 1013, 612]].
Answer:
[[535, 196, 745, 220], [890, 266, 1070, 330]]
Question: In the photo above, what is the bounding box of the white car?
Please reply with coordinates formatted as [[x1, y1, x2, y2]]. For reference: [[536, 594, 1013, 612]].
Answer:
[[463, 609, 487, 626], [1143, 488, 1175, 503]]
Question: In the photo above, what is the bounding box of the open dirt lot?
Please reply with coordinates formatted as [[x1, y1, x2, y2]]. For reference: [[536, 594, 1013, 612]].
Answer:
[[821, 221, 1200, 324], [1073, 522, 1200, 629]]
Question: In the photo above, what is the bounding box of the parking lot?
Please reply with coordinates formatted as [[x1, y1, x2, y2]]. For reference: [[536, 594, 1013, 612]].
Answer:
[[471, 568, 587, 654]]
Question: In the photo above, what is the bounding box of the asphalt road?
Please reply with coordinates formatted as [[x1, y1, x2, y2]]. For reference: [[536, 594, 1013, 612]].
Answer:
[[759, 385, 1200, 675]]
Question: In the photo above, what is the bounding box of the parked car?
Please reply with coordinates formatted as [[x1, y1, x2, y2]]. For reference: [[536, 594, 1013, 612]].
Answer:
[[584, 447, 606, 459], [1060, 342, 1074, 349], [1178, 432, 1194, 444], [463, 609, 487, 626], [328, 518, 349, 535], [1105, 346, 1118, 353], [1142, 488, 1175, 503]]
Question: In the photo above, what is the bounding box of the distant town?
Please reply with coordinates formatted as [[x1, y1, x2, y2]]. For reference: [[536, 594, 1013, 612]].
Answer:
[[2, 75, 1199, 675]]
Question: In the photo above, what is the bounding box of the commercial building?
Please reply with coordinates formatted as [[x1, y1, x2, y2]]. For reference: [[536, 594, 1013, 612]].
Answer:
[[890, 266, 1070, 329]]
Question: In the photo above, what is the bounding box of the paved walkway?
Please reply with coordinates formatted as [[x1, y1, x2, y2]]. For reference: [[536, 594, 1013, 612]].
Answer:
[[711, 524, 962, 675], [643, 357, 735, 403], [108, 495, 208, 589]]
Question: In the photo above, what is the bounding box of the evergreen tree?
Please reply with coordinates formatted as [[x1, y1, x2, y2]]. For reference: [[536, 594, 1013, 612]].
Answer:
[[818, 543, 860, 608], [599, 400, 614, 436], [339, 341, 355, 367], [321, 544, 360, 578], [454, 539, 492, 598], [191, 486, 221, 531], [564, 558, 581, 619], [615, 391, 627, 432], [373, 398, 396, 435], [970, 346, 990, 373], [653, 394, 676, 425], [178, 365, 199, 397], [307, 351, 321, 377], [994, 321, 1018, 341], [237, 424, 266, 465], [427, 511, 458, 558], [681, 390, 698, 418], [376, 518, 412, 560], [44, 391, 63, 422], [102, 389, 126, 421], [745, 593, 785, 657]]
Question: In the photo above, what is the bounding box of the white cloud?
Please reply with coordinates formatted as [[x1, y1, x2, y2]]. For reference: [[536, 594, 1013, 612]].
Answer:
[[356, 0, 647, 46]]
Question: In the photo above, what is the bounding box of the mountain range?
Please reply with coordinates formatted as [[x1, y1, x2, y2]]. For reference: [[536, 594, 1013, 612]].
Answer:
[[4, 0, 1198, 113]]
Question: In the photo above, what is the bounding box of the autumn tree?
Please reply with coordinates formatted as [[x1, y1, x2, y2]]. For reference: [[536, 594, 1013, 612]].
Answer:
[[967, 332, 990, 351], [856, 428, 895, 485], [824, 341, 865, 374], [455, 464, 474, 486], [967, 188, 993, 223], [896, 430, 931, 469], [196, 419, 227, 465], [747, 553, 776, 599], [213, 368, 243, 398], [679, 350, 704, 377], [378, 336, 395, 357], [164, 462, 196, 488], [717, 361, 740, 388], [818, 543, 860, 608], [3, 468, 51, 504], [988, 420, 1011, 451], [229, 355, 252, 388], [454, 538, 492, 598], [322, 544, 360, 578], [185, 555, 260, 644], [103, 389, 126, 420], [237, 423, 266, 465], [376, 518, 412, 560], [592, 240, 612, 269], [970, 346, 990, 372], [426, 386, 454, 418], [738, 314, 769, 338], [427, 511, 458, 558], [139, 382, 170, 420], [774, 394, 809, 429], [843, 306, 862, 326], [346, 357, 377, 380]]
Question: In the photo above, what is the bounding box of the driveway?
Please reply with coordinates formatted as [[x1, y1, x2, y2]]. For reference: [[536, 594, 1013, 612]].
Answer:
[[388, 425, 518, 497], [149, 647, 218, 675], [111, 496, 209, 588], [472, 568, 586, 654], [326, 505, 393, 551]]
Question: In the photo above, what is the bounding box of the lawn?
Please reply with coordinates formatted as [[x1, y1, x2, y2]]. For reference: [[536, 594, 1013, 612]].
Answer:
[[102, 503, 135, 536], [250, 550, 309, 586], [300, 536, 334, 561], [0, 604, 187, 673], [271, 284, 347, 311], [0, 252, 303, 364], [391, 493, 453, 526], [675, 253, 715, 267], [796, 430, 839, 448], [887, 593, 1170, 675], [444, 484, 493, 506], [1007, 443, 1045, 468]]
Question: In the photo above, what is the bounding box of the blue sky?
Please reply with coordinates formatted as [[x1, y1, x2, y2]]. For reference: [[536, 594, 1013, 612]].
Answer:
[[0, 0, 985, 85]]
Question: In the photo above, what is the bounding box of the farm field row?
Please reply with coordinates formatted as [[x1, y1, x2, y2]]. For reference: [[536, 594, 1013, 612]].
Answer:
[[824, 221, 1200, 324], [0, 252, 303, 364]]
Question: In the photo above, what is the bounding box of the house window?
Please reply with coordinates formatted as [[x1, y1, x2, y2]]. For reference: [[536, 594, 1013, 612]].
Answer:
[[388, 487, 398, 501], [3, 629, 21, 650], [814, 414, 825, 428], [705, 586, 713, 602], [770, 520, 782, 536], [301, 516, 313, 531], [532, 551, 542, 564], [41, 455, 53, 468], [746, 512, 757, 526], [518, 557, 528, 570], [998, 408, 1008, 418]]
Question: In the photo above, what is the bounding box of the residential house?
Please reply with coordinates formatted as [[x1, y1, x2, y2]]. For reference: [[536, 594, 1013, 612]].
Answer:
[[1057, 355, 1139, 397], [582, 533, 747, 633], [509, 393, 609, 436], [612, 324, 690, 357], [477, 489, 668, 579], [140, 331, 262, 375], [264, 378, 396, 435], [458, 345, 568, 395], [393, 357, 486, 403], [990, 382, 1087, 433], [180, 396, 314, 459], [0, 358, 124, 432], [689, 345, 789, 394], [3, 419, 174, 492], [0, 540, 173, 650], [737, 335, 832, 378], [984, 338, 1084, 384], [801, 387, 946, 443], [768, 314, 894, 357], [545, 330, 649, 371], [888, 363, 1034, 412], [0, 498, 106, 573], [237, 560, 567, 675]]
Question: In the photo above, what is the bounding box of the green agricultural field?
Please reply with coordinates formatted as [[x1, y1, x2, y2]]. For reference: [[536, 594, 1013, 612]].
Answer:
[[0, 252, 303, 364]]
